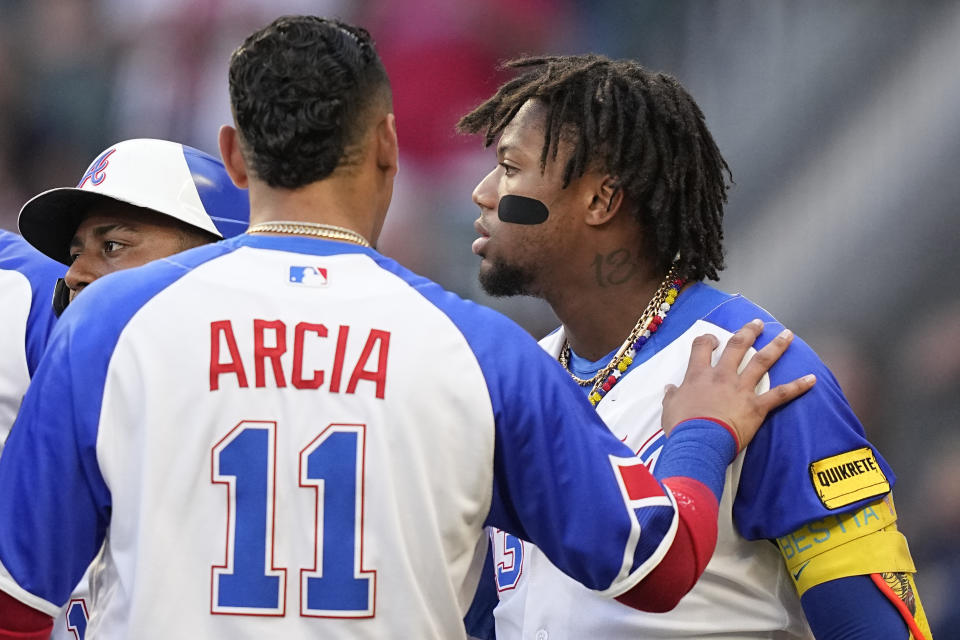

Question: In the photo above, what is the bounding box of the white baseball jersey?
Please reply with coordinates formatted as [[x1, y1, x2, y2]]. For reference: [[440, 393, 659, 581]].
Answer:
[[0, 235, 728, 639], [488, 283, 895, 639]]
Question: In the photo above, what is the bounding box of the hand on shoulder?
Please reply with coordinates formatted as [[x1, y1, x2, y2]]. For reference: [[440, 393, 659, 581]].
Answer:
[[661, 319, 816, 451]]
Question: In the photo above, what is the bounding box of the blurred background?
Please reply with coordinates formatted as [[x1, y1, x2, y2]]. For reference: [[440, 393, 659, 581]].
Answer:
[[1, 0, 957, 630]]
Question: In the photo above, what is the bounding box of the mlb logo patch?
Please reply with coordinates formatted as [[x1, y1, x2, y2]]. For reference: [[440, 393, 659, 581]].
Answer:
[[289, 266, 328, 287]]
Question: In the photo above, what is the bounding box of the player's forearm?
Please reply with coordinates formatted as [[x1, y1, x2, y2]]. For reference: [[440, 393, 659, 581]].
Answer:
[[801, 575, 915, 639], [653, 418, 738, 500], [616, 418, 736, 612], [0, 590, 52, 640]]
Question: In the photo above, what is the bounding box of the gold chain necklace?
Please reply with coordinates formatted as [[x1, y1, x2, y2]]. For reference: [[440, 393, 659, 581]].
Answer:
[[558, 267, 682, 404], [246, 221, 371, 248]]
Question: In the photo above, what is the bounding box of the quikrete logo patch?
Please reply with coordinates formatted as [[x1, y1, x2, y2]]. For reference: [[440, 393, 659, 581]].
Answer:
[[809, 447, 890, 509]]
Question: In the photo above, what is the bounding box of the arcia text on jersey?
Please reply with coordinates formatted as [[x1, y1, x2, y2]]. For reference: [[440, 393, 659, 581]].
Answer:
[[208, 319, 390, 398]]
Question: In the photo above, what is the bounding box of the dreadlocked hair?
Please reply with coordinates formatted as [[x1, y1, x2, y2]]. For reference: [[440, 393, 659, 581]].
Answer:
[[458, 54, 731, 281]]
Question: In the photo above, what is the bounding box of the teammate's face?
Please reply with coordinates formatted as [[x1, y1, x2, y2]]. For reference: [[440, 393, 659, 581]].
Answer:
[[471, 100, 589, 298], [64, 204, 193, 303]]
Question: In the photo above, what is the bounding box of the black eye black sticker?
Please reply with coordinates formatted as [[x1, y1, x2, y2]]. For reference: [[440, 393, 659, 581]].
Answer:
[[498, 194, 549, 225]]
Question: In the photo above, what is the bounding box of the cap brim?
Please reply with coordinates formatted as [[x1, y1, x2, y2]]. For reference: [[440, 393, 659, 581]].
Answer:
[[19, 188, 136, 265]]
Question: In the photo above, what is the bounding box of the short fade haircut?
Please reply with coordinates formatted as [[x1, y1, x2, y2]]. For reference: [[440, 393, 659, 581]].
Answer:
[[228, 15, 391, 189], [458, 55, 731, 282]]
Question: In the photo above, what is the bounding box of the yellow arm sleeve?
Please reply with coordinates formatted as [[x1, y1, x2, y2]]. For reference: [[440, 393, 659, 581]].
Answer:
[[776, 494, 913, 595], [776, 494, 933, 639]]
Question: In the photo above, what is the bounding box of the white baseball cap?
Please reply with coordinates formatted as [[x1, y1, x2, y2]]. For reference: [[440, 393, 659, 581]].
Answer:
[[18, 138, 250, 265]]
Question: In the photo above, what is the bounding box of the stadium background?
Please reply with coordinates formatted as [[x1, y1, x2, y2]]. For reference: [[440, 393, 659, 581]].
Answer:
[[1, 0, 956, 631]]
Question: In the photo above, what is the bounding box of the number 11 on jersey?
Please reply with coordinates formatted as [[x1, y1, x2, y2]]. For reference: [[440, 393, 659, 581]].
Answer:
[[211, 420, 376, 618]]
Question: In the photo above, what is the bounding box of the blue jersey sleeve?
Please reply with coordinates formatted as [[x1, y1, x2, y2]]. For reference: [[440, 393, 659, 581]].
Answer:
[[486, 342, 675, 591], [0, 230, 65, 375], [801, 575, 908, 638], [0, 241, 235, 610], [0, 301, 111, 608], [463, 548, 497, 640], [702, 297, 895, 540], [367, 253, 682, 594]]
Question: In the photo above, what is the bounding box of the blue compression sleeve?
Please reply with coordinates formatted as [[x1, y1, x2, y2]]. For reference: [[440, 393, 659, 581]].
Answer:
[[653, 419, 736, 501], [801, 574, 909, 639], [464, 549, 498, 640]]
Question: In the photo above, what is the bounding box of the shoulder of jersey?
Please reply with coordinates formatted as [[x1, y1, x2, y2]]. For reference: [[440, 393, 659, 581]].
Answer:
[[57, 239, 235, 333], [366, 249, 539, 351], [701, 292, 777, 330], [701, 292, 836, 387], [0, 229, 66, 282]]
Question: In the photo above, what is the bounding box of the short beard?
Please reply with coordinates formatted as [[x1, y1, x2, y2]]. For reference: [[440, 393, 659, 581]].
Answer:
[[478, 257, 535, 298]]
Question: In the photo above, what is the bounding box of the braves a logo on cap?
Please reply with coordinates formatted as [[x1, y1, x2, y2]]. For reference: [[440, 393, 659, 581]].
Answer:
[[77, 148, 116, 188], [289, 266, 328, 287]]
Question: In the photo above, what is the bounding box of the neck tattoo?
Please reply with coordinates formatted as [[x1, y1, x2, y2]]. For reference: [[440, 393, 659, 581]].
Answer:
[[559, 266, 685, 406], [246, 221, 371, 248]]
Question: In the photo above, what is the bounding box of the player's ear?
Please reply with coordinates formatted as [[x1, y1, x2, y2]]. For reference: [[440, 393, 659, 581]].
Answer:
[[375, 113, 399, 178], [218, 125, 249, 189], [585, 175, 624, 227]]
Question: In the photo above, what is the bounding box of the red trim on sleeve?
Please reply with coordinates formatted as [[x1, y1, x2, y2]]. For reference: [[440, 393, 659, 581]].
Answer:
[[686, 416, 740, 454], [618, 461, 668, 501], [0, 590, 53, 640], [615, 476, 719, 612], [869, 573, 928, 640]]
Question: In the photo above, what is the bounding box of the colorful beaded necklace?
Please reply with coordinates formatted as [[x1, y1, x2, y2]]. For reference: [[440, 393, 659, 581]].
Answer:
[[559, 267, 685, 406]]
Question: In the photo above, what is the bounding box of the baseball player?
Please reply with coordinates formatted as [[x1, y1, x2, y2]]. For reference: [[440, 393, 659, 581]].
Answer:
[[19, 138, 250, 316], [8, 138, 249, 640], [0, 17, 813, 639], [459, 55, 930, 638], [0, 230, 63, 448]]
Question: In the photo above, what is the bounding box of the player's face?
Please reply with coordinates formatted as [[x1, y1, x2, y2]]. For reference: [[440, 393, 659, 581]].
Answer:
[[471, 100, 588, 298], [64, 204, 192, 303]]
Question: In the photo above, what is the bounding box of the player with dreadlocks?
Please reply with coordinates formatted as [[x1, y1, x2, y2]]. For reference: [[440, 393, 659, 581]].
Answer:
[[462, 55, 728, 284], [461, 55, 931, 639], [0, 19, 818, 639]]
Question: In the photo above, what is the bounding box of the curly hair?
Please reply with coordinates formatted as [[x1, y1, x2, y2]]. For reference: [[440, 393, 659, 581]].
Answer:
[[458, 55, 731, 281], [228, 15, 391, 189]]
